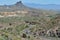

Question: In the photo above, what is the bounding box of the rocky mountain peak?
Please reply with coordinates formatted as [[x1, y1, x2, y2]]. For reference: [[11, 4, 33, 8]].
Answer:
[[15, 1, 23, 6]]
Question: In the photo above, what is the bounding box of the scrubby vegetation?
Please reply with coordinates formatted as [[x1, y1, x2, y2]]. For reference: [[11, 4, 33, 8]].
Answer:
[[0, 1, 60, 40], [0, 12, 60, 40]]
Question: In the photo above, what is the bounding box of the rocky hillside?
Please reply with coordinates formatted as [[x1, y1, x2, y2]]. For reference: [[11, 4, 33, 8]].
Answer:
[[0, 1, 58, 17], [0, 1, 60, 40]]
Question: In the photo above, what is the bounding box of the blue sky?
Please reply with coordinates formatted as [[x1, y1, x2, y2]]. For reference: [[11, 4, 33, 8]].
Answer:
[[0, 0, 60, 5]]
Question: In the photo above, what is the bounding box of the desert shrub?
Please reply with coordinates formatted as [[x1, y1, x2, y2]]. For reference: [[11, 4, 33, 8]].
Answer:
[[15, 24, 29, 34]]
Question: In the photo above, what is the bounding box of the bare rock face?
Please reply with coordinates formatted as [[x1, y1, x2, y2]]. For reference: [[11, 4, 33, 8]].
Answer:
[[15, 1, 23, 6]]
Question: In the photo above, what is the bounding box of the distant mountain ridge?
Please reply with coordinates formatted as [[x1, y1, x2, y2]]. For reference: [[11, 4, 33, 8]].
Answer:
[[25, 3, 60, 10], [0, 1, 60, 12], [0, 1, 32, 12]]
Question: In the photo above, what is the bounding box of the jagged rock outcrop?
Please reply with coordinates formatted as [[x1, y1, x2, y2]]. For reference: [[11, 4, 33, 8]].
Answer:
[[15, 1, 23, 6]]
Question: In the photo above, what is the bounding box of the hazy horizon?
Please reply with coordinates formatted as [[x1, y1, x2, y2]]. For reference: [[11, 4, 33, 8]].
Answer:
[[0, 0, 60, 5]]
